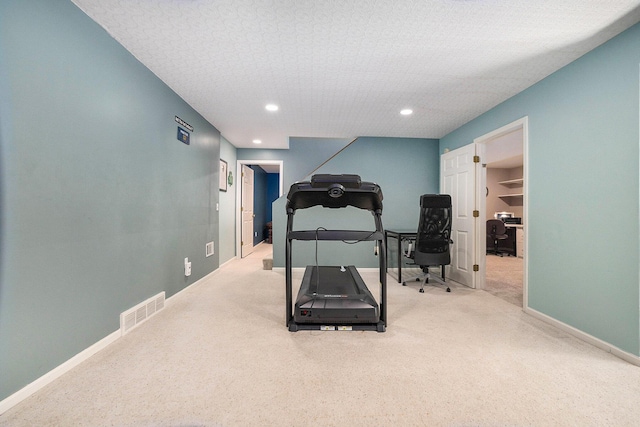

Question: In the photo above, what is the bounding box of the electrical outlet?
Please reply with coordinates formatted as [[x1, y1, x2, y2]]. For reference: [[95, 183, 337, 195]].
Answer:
[[206, 241, 214, 257], [184, 257, 192, 277]]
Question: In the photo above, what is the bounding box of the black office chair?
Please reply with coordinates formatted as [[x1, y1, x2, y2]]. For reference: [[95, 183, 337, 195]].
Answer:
[[486, 219, 508, 256], [402, 194, 453, 293]]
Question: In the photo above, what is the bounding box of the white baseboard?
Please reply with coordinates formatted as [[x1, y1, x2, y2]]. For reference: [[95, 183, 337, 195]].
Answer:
[[524, 306, 640, 366], [218, 257, 237, 270], [0, 266, 222, 415], [165, 267, 220, 305], [0, 329, 120, 415]]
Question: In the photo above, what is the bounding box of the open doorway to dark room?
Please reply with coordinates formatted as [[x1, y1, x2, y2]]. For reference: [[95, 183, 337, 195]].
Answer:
[[249, 165, 280, 246]]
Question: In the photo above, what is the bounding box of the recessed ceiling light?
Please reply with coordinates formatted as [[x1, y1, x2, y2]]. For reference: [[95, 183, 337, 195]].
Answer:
[[400, 109, 413, 115], [252, 139, 262, 144], [265, 104, 279, 112]]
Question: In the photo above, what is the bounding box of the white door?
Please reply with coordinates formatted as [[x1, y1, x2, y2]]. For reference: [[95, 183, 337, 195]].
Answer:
[[241, 165, 255, 258], [441, 144, 478, 288]]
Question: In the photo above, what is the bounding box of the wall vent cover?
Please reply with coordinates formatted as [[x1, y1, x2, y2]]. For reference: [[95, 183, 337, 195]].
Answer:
[[120, 292, 165, 336]]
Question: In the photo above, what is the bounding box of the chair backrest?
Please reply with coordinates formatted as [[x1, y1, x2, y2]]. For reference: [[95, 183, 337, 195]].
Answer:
[[413, 194, 452, 266], [487, 219, 506, 237]]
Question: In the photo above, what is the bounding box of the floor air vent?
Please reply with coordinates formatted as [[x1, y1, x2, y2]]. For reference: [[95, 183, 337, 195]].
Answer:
[[120, 292, 165, 335]]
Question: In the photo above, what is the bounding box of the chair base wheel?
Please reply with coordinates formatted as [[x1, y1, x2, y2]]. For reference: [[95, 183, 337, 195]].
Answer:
[[446, 287, 451, 292], [419, 288, 425, 293], [402, 282, 406, 286]]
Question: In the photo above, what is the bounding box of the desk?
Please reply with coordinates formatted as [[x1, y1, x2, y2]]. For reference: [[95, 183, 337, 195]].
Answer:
[[486, 224, 523, 257], [508, 224, 524, 258], [385, 230, 417, 283]]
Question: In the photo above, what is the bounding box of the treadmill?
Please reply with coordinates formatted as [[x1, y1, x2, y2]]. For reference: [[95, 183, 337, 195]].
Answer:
[[285, 174, 387, 332]]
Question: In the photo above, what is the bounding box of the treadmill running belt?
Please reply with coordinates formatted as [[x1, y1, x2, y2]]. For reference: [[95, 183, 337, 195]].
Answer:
[[294, 266, 379, 324], [309, 266, 359, 295]]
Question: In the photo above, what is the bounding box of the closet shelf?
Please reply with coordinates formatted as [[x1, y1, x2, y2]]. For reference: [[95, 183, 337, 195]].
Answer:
[[498, 178, 523, 187], [498, 194, 524, 205]]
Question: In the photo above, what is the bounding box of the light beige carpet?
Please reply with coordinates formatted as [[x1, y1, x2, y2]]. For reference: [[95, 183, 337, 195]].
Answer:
[[1, 243, 639, 426], [484, 254, 523, 307]]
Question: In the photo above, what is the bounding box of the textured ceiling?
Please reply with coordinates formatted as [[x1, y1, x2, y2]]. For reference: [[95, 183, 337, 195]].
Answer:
[[72, 0, 640, 149]]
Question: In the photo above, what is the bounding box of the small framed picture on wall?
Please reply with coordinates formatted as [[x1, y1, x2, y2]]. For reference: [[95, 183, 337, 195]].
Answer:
[[219, 159, 228, 192]]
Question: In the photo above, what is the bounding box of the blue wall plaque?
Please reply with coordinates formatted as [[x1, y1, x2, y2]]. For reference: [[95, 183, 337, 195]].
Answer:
[[177, 126, 190, 145]]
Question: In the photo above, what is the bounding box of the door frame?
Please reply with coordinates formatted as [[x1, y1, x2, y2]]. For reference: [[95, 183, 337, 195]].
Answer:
[[235, 160, 284, 259], [473, 116, 529, 308]]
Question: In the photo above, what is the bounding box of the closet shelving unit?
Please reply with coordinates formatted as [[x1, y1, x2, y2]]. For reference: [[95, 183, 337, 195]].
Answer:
[[497, 178, 524, 203]]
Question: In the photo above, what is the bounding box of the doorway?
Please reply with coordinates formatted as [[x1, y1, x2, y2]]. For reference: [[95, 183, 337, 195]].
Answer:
[[235, 160, 284, 259], [474, 117, 528, 308]]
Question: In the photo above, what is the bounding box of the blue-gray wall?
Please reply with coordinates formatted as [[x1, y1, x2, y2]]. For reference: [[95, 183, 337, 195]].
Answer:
[[272, 137, 440, 268], [440, 23, 640, 356], [0, 0, 221, 401], [266, 174, 279, 223], [237, 137, 353, 190]]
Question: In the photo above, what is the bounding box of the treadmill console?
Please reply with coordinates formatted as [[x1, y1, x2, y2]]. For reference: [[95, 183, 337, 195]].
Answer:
[[310, 174, 361, 188], [287, 174, 383, 212]]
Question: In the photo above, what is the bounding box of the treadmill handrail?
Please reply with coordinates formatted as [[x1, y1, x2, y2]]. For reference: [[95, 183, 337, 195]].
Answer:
[[287, 230, 383, 241]]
